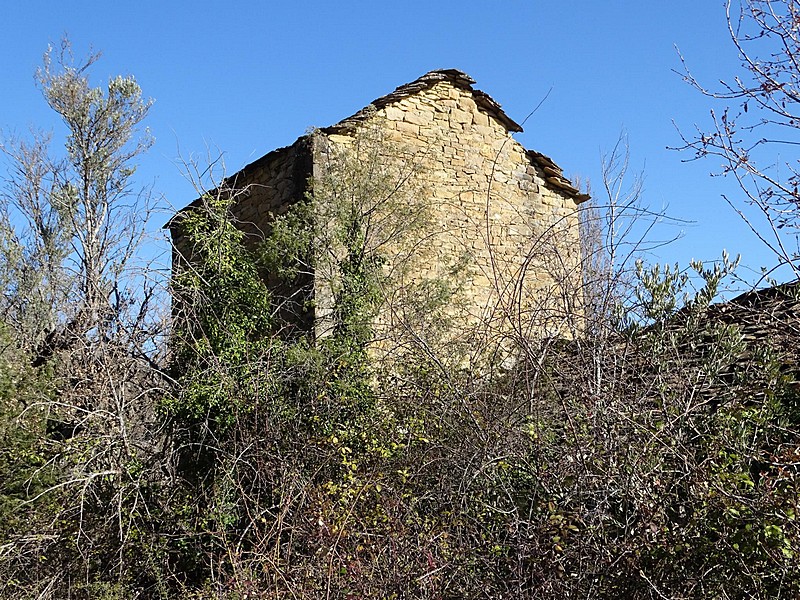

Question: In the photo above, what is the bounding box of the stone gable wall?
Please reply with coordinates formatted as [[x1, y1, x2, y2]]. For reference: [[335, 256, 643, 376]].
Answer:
[[171, 79, 584, 349], [318, 81, 583, 348]]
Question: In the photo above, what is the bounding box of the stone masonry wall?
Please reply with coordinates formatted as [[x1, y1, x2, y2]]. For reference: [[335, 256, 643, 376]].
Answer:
[[171, 135, 314, 328], [318, 80, 583, 352], [172, 136, 312, 254], [171, 73, 585, 351], [226, 136, 313, 246]]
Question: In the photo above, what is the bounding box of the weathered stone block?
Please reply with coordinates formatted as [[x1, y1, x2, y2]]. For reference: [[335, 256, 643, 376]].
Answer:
[[395, 121, 420, 136], [383, 106, 405, 122]]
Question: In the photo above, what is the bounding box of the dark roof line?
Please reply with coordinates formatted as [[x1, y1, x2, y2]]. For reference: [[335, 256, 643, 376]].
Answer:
[[165, 138, 308, 228], [321, 69, 524, 135], [712, 279, 800, 316], [527, 150, 590, 203], [320, 69, 588, 202]]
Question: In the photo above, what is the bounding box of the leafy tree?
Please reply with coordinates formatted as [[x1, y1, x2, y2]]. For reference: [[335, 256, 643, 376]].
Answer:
[[168, 190, 274, 430]]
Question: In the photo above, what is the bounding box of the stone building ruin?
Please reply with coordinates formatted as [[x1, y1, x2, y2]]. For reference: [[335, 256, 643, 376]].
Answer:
[[170, 69, 589, 352]]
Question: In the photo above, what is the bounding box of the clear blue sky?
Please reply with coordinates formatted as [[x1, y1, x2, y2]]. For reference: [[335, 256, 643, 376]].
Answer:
[[1, 1, 782, 288]]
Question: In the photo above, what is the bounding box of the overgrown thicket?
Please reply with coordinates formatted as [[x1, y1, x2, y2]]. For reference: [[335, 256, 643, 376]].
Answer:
[[149, 133, 799, 598], [2, 22, 800, 600]]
